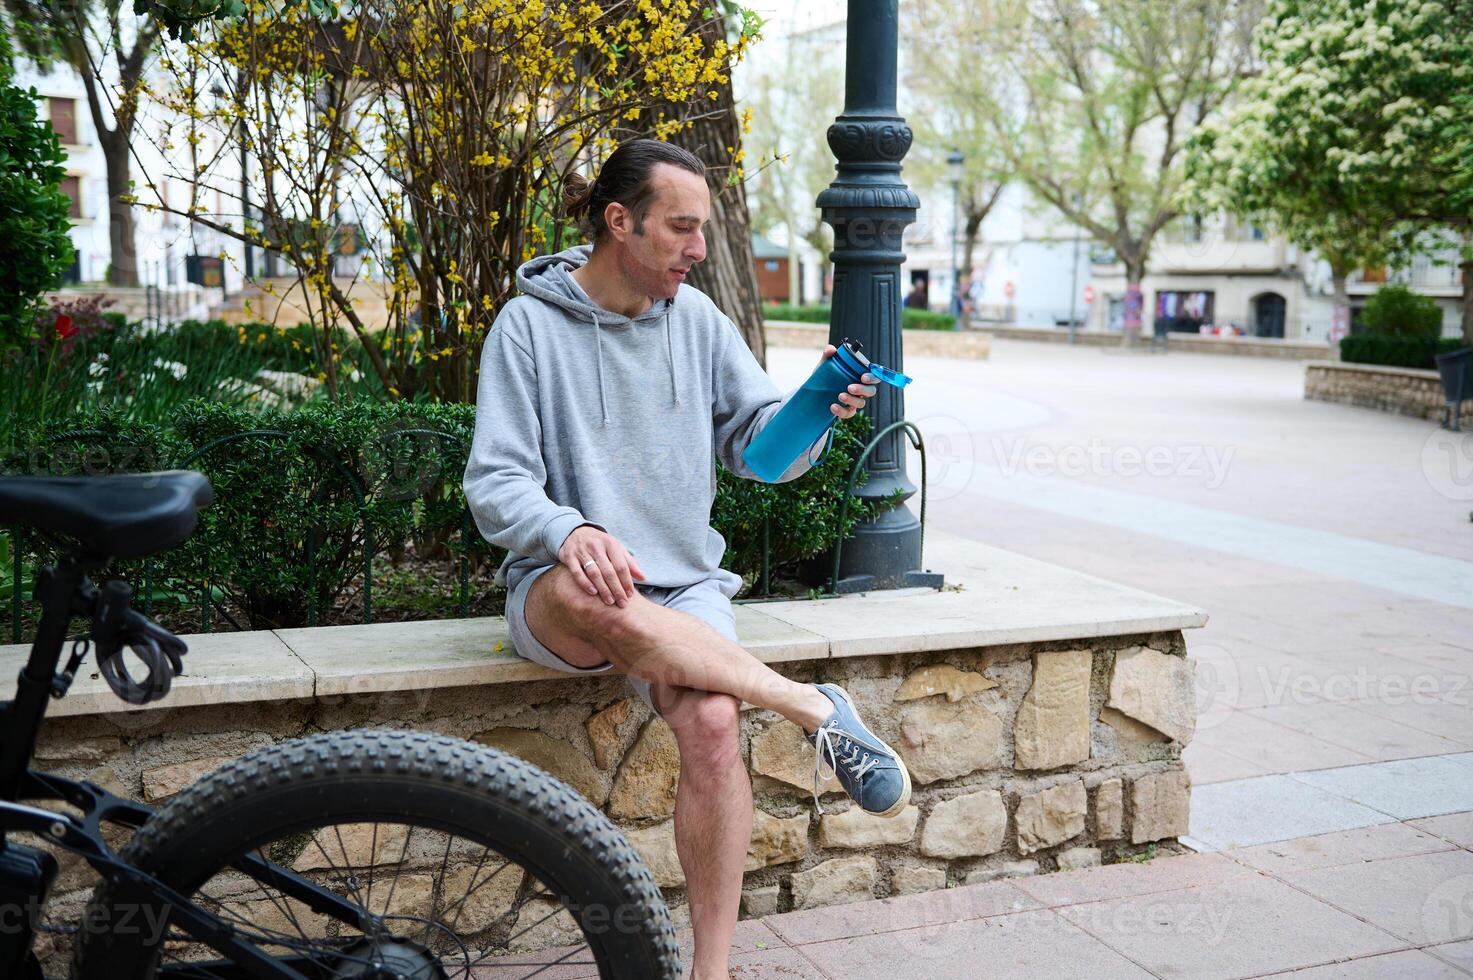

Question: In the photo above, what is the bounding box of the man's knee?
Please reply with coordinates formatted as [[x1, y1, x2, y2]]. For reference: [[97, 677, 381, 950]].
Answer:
[[536, 565, 648, 645], [669, 692, 742, 769]]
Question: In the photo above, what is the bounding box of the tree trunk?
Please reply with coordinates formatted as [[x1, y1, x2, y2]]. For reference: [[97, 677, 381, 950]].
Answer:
[[101, 131, 138, 287], [667, 12, 766, 366], [1331, 268, 1351, 346], [1122, 257, 1145, 348]]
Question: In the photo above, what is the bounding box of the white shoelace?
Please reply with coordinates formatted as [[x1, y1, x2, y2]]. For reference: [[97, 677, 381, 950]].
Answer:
[[811, 721, 883, 815]]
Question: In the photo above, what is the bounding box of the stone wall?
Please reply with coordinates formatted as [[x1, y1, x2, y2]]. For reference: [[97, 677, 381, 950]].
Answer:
[[980, 324, 1331, 359], [1305, 361, 1473, 426], [765, 320, 991, 360], [28, 629, 1194, 958]]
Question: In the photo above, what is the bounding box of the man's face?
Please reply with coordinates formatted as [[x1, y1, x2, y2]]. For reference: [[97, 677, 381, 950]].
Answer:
[[608, 164, 709, 300]]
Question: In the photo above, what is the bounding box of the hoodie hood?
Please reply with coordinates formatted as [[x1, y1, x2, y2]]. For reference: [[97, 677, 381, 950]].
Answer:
[[516, 245, 681, 423]]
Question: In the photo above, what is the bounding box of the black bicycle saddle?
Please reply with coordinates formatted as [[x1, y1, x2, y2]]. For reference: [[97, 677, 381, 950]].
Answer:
[[0, 471, 214, 559]]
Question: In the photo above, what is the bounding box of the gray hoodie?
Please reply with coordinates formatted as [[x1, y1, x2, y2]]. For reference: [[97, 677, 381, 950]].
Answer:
[[463, 245, 819, 593]]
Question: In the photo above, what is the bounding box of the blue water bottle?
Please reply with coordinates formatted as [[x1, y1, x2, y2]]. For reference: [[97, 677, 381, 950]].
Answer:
[[742, 338, 912, 482]]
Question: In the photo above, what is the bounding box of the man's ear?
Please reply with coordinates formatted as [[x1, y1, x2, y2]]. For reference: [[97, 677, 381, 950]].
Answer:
[[603, 200, 633, 242]]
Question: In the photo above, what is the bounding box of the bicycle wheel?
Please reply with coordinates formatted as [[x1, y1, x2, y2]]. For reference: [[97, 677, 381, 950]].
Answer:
[[71, 729, 681, 979]]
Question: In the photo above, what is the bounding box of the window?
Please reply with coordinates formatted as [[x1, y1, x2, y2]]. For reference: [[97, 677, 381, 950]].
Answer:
[[1154, 290, 1215, 333], [60, 175, 82, 218], [1361, 267, 1388, 284], [48, 97, 78, 145]]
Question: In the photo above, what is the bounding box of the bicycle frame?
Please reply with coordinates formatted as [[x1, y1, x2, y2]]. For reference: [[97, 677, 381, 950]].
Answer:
[[0, 552, 374, 979]]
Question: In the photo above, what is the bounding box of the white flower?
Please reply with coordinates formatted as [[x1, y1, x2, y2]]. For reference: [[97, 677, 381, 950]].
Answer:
[[152, 358, 188, 380]]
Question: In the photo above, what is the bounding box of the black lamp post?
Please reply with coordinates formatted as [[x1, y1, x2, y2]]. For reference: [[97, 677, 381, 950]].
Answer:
[[816, 0, 943, 592]]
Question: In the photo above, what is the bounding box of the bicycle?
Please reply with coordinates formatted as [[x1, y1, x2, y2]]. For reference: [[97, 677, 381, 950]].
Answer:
[[0, 470, 681, 979]]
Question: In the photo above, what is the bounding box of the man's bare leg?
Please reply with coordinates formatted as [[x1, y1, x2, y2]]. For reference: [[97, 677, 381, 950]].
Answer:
[[523, 566, 834, 732], [655, 684, 751, 980]]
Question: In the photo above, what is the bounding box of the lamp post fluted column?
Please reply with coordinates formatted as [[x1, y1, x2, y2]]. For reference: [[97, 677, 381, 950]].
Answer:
[[815, 0, 942, 592]]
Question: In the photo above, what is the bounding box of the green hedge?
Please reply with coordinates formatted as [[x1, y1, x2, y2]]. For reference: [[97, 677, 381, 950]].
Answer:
[[764, 303, 957, 331], [1340, 334, 1464, 369], [3, 402, 893, 634]]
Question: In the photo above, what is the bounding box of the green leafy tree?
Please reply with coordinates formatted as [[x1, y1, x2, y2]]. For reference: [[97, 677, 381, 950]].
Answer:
[[1187, 0, 1473, 344], [3, 0, 161, 288], [0, 33, 75, 352], [913, 0, 1260, 344]]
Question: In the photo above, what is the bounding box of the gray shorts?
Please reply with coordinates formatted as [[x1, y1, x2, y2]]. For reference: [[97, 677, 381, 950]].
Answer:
[[504, 563, 741, 715]]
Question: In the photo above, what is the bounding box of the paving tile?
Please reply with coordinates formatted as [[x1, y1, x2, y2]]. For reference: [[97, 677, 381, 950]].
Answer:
[[1291, 756, 1473, 820], [1276, 849, 1473, 945], [1011, 852, 1258, 908], [1410, 811, 1473, 851], [1225, 821, 1457, 875], [1188, 774, 1393, 851], [763, 879, 1042, 946], [794, 908, 1153, 980], [1056, 874, 1405, 980], [1427, 938, 1473, 975], [1349, 700, 1473, 747], [1184, 739, 1276, 784], [729, 945, 827, 979], [1191, 711, 1377, 775], [1264, 948, 1472, 978], [1449, 753, 1473, 769], [1239, 701, 1469, 762]]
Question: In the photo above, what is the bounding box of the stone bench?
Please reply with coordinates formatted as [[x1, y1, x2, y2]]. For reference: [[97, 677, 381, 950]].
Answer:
[[2, 528, 1206, 933]]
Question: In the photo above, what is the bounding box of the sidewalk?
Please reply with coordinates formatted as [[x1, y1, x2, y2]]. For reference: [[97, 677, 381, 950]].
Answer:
[[713, 813, 1473, 977]]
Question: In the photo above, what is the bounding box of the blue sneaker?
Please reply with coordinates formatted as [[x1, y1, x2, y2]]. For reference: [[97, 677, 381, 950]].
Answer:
[[806, 683, 912, 818]]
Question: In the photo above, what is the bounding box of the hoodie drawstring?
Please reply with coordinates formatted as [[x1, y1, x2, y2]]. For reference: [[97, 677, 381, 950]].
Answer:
[[592, 312, 609, 425], [664, 309, 680, 409]]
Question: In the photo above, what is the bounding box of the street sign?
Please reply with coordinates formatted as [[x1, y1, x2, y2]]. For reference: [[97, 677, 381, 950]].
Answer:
[[1084, 284, 1096, 304], [1004, 280, 1015, 299]]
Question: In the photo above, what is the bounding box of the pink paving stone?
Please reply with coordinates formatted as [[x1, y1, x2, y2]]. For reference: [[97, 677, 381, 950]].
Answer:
[[1410, 810, 1473, 850], [1271, 948, 1471, 979], [795, 907, 1153, 980], [1054, 873, 1405, 980], [1225, 820, 1458, 875], [763, 877, 1043, 946], [1274, 849, 1473, 945], [1011, 851, 1258, 908]]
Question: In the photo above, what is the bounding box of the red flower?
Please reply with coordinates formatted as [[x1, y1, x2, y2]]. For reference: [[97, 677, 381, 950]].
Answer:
[[54, 314, 77, 339]]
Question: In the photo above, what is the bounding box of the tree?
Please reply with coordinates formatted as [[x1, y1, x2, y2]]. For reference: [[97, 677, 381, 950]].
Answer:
[[744, 28, 843, 306], [914, 0, 1259, 344], [1187, 0, 1473, 344], [661, 4, 768, 364], [136, 0, 754, 402], [0, 32, 75, 352], [3, 0, 160, 287], [903, 10, 1012, 291]]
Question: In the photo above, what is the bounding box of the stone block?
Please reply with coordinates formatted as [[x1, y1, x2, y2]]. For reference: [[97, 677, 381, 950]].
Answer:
[[623, 820, 684, 888], [789, 855, 878, 911], [1107, 647, 1196, 745], [818, 804, 919, 849], [293, 822, 409, 871], [747, 809, 809, 870], [750, 720, 841, 795], [1014, 649, 1093, 770], [1094, 778, 1124, 840], [585, 698, 634, 769], [1131, 769, 1191, 843], [919, 789, 1007, 859], [1100, 706, 1165, 744], [141, 755, 234, 802], [964, 860, 1038, 885], [893, 664, 998, 703], [607, 718, 679, 819], [741, 884, 780, 918], [1056, 846, 1102, 870], [478, 727, 608, 808], [897, 699, 1003, 785], [891, 865, 946, 895], [1015, 781, 1087, 854]]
